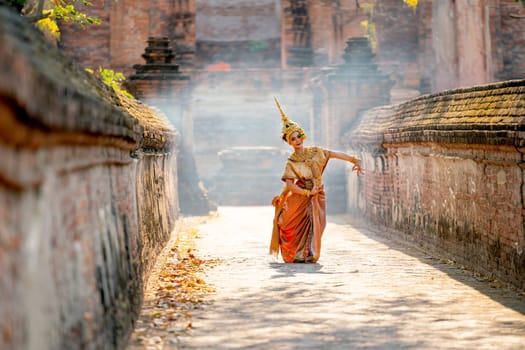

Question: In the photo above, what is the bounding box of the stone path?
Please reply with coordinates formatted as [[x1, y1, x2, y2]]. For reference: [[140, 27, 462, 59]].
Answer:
[[174, 206, 525, 349]]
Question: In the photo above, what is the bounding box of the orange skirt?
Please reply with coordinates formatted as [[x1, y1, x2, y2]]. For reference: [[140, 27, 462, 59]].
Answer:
[[271, 190, 326, 263]]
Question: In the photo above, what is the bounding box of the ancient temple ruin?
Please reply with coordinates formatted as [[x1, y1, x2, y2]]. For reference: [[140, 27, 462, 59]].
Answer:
[[126, 37, 214, 214], [56, 0, 525, 207]]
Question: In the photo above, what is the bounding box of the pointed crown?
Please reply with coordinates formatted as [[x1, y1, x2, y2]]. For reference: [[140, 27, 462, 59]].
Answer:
[[274, 97, 306, 142]]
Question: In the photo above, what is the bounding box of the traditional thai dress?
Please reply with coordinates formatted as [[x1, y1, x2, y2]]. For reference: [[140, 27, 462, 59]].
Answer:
[[270, 146, 331, 263]]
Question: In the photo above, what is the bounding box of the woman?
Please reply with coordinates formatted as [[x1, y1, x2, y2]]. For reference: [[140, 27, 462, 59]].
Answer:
[[270, 97, 364, 263]]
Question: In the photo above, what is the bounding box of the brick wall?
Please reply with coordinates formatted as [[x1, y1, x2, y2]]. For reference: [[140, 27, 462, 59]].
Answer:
[[58, 0, 112, 72], [345, 79, 525, 290], [370, 0, 525, 94], [0, 8, 179, 350], [498, 0, 525, 80], [57, 0, 525, 96], [372, 0, 421, 90], [195, 0, 280, 68], [59, 0, 196, 76], [280, 0, 372, 68]]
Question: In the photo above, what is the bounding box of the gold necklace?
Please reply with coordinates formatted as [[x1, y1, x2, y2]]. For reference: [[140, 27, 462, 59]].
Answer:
[[289, 147, 316, 162]]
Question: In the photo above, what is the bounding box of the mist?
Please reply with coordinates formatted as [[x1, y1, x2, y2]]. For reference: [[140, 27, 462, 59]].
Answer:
[[120, 0, 525, 210]]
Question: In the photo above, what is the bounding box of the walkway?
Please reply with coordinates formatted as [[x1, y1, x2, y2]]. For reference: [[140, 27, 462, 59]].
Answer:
[[140, 206, 525, 349]]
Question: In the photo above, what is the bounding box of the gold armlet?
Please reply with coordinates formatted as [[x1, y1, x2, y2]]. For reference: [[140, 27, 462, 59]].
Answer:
[[302, 189, 311, 197]]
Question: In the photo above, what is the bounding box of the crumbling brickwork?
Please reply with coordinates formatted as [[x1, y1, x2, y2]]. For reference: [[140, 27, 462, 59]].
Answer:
[[0, 8, 179, 350], [345, 79, 525, 290], [369, 0, 525, 93], [59, 0, 196, 75], [195, 0, 280, 68], [57, 0, 524, 94]]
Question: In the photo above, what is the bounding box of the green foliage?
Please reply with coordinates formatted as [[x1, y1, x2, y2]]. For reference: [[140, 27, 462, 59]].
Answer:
[[36, 9, 60, 38], [86, 67, 134, 99], [51, 1, 101, 28], [23, 0, 101, 39]]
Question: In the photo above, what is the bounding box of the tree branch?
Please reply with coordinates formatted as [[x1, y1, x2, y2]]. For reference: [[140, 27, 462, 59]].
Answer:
[[25, 0, 47, 22]]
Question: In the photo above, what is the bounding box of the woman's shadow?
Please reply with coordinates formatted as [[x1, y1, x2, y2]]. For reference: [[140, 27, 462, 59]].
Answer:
[[269, 261, 332, 279]]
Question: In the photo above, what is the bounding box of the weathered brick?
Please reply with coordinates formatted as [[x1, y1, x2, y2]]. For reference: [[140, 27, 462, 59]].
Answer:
[[0, 7, 180, 350], [345, 79, 525, 291]]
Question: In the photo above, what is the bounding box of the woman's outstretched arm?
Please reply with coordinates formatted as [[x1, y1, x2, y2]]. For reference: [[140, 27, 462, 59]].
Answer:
[[329, 150, 364, 175]]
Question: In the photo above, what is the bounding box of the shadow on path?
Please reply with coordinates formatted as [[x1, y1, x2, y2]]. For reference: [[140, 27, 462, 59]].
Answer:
[[269, 262, 335, 278], [177, 207, 525, 349], [345, 217, 525, 317]]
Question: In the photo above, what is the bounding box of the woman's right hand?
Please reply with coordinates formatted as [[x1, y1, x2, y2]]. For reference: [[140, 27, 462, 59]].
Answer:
[[310, 184, 324, 196]]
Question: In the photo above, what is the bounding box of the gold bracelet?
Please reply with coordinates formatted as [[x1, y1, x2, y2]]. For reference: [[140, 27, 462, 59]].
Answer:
[[302, 189, 310, 197]]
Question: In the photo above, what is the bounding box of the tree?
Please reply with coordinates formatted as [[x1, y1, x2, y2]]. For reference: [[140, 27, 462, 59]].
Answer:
[[2, 1, 132, 97], [4, 0, 100, 39]]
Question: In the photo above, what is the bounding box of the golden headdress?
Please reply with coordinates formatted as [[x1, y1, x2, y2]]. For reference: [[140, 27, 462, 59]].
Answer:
[[274, 97, 306, 142]]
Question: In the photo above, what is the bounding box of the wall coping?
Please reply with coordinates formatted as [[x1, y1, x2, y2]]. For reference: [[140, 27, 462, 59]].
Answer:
[[0, 7, 177, 153], [346, 79, 525, 150]]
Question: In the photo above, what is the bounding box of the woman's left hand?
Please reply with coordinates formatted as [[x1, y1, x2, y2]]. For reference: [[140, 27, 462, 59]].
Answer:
[[352, 163, 364, 176], [271, 195, 282, 207]]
